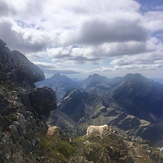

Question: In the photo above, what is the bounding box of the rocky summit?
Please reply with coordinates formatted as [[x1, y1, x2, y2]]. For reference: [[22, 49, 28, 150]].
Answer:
[[0, 39, 57, 162]]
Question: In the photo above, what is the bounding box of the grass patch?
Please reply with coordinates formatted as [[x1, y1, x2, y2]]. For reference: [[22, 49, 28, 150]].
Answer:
[[40, 134, 75, 162]]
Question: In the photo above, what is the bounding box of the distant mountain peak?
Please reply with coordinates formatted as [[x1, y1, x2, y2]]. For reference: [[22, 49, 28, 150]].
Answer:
[[123, 73, 150, 82], [85, 73, 109, 83], [89, 73, 101, 77], [51, 73, 66, 78], [48, 73, 74, 84], [52, 73, 61, 77], [88, 73, 108, 79], [36, 73, 79, 100]]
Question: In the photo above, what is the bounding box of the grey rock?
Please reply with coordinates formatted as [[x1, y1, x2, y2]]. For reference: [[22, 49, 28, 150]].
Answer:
[[29, 87, 57, 119], [0, 39, 58, 162], [0, 39, 45, 86]]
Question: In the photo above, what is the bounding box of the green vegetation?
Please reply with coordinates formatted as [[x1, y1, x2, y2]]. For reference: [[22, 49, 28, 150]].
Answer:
[[40, 134, 75, 162], [40, 133, 163, 163], [40, 133, 128, 162]]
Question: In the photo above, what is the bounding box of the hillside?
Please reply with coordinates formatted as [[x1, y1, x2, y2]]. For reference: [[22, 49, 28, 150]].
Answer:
[[40, 127, 163, 163], [50, 73, 163, 146]]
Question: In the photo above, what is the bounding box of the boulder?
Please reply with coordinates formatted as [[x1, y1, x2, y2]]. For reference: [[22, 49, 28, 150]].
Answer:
[[29, 87, 57, 119]]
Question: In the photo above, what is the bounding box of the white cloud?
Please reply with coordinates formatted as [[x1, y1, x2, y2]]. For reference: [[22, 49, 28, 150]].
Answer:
[[69, 18, 147, 45], [144, 11, 163, 31], [0, 0, 163, 78], [156, 5, 163, 11]]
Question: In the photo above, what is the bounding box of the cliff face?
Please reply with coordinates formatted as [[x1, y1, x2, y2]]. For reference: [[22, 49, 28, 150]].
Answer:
[[0, 39, 57, 162], [0, 39, 45, 87]]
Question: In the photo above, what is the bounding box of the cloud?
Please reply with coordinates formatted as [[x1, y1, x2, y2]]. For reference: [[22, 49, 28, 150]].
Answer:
[[71, 18, 148, 45], [0, 20, 51, 53], [98, 41, 150, 57], [26, 35, 162, 69], [33, 62, 57, 70], [144, 11, 163, 31], [0, 1, 10, 16], [43, 69, 80, 76], [109, 52, 163, 71], [155, 31, 163, 41], [33, 61, 81, 77], [156, 5, 163, 11], [0, 0, 163, 78], [0, 0, 148, 52]]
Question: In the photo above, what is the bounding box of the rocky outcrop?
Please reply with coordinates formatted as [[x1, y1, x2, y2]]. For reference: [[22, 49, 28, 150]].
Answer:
[[0, 38, 57, 162], [0, 39, 45, 87], [29, 87, 57, 119], [0, 85, 57, 162]]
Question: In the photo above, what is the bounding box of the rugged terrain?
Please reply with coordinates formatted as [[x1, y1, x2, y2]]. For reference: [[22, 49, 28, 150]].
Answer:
[[48, 73, 163, 146], [0, 39, 57, 162], [41, 127, 163, 163], [1, 38, 163, 163]]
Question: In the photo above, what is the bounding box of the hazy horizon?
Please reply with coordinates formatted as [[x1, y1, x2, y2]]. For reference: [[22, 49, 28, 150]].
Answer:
[[0, 0, 163, 78], [44, 72, 163, 84]]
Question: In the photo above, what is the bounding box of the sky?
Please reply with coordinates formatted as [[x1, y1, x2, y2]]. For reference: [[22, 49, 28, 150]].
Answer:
[[0, 0, 163, 79]]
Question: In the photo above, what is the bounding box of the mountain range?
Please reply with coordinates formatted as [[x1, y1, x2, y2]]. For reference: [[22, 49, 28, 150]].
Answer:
[[35, 73, 78, 100], [40, 73, 163, 146]]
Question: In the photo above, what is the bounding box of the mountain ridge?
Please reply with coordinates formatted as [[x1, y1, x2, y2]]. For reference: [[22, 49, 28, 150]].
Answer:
[[36, 73, 78, 100], [47, 72, 163, 146]]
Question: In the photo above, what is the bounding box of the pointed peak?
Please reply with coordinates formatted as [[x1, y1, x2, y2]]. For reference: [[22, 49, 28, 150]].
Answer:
[[87, 73, 108, 80], [124, 73, 147, 80], [51, 73, 66, 79]]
